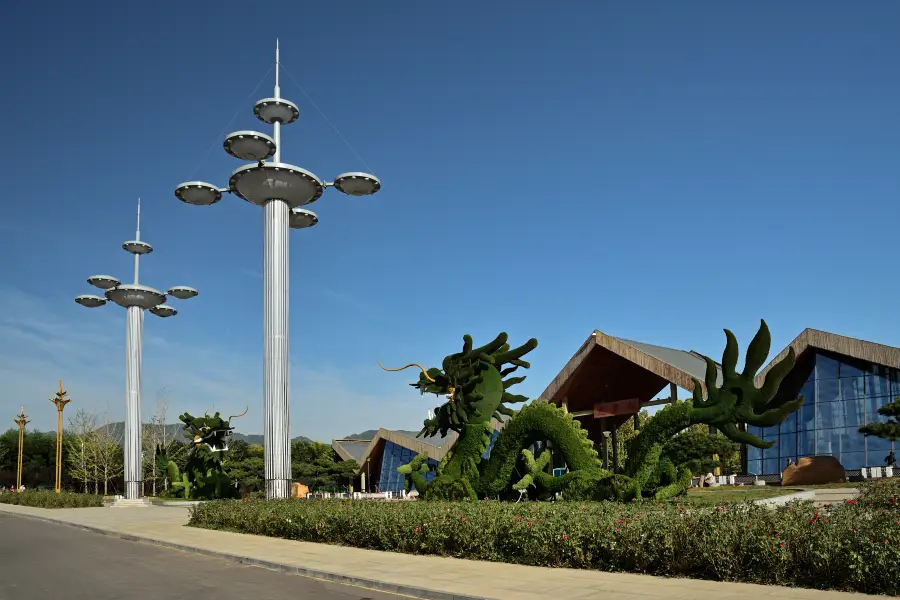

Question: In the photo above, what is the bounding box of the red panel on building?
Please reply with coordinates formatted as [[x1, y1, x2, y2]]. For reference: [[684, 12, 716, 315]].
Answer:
[[593, 398, 640, 418]]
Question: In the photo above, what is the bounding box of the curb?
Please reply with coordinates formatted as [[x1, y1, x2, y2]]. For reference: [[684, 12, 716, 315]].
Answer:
[[7, 510, 488, 600], [753, 490, 816, 506]]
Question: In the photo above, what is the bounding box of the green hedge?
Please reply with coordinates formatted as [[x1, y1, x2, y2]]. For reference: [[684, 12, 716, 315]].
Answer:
[[857, 477, 900, 510], [0, 490, 103, 508], [189, 497, 900, 595]]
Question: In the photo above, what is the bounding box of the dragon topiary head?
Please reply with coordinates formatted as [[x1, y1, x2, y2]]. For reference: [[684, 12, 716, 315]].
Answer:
[[379, 332, 538, 438], [179, 408, 249, 453]]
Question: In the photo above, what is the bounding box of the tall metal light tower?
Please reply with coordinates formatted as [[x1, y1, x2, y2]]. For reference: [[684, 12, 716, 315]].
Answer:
[[173, 41, 381, 499], [75, 200, 198, 501]]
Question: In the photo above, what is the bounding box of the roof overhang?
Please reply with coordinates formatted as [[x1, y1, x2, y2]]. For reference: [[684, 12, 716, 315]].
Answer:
[[538, 330, 723, 412], [756, 328, 900, 386]]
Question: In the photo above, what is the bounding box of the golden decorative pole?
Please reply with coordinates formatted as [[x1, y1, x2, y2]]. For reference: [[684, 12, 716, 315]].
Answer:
[[14, 406, 30, 492], [49, 381, 72, 493], [50, 379, 72, 494]]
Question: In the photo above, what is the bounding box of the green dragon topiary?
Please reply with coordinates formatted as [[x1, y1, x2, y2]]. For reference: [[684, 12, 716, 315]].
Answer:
[[381, 320, 803, 502], [155, 408, 248, 500]]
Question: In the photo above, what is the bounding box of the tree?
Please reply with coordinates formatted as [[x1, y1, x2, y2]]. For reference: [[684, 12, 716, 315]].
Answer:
[[143, 388, 172, 495], [224, 439, 265, 492], [291, 440, 358, 492], [90, 410, 124, 495], [860, 398, 900, 443], [65, 409, 97, 493], [662, 425, 741, 475]]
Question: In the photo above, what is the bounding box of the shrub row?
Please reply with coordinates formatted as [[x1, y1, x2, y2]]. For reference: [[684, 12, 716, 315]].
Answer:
[[0, 490, 103, 508], [190, 489, 900, 595]]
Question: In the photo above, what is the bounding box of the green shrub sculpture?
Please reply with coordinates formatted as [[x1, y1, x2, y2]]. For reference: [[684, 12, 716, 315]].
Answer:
[[381, 320, 802, 501], [156, 409, 247, 500]]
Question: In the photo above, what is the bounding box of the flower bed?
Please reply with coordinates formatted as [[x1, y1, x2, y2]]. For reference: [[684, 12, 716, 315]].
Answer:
[[0, 490, 103, 508], [189, 495, 900, 595]]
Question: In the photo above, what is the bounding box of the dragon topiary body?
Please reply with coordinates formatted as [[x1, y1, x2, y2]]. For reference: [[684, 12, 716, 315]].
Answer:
[[155, 409, 248, 500], [383, 320, 803, 502]]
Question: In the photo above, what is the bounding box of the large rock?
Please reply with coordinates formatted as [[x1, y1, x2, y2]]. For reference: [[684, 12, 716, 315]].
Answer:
[[291, 482, 310, 498], [782, 456, 845, 486]]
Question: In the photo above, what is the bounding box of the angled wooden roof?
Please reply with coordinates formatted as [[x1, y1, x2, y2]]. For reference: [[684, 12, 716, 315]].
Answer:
[[331, 439, 371, 463], [537, 330, 724, 407], [756, 328, 900, 385]]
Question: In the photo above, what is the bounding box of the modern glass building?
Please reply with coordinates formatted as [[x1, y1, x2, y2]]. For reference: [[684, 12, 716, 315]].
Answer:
[[747, 349, 900, 474]]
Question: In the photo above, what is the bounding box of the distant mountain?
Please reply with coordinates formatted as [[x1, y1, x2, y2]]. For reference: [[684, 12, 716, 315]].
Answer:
[[343, 429, 378, 440], [230, 432, 314, 445], [342, 429, 422, 440], [96, 422, 313, 446]]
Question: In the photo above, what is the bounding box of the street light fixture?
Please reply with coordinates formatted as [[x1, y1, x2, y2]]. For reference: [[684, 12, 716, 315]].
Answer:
[[173, 40, 381, 499], [74, 200, 198, 501]]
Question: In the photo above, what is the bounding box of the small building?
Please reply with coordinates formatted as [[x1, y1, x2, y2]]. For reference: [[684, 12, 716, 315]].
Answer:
[[332, 420, 505, 493]]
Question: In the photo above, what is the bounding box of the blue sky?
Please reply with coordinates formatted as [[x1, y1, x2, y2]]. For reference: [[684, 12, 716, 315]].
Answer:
[[1, 2, 898, 441]]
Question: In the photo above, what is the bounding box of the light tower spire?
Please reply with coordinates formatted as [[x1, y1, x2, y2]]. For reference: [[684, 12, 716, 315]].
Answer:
[[133, 198, 141, 284], [274, 39, 280, 100]]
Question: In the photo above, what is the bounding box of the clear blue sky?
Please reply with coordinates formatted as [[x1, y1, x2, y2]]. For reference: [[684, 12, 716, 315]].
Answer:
[[1, 1, 898, 441]]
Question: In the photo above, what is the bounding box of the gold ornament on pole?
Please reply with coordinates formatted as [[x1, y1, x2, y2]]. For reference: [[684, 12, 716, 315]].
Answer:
[[13, 406, 30, 492], [49, 381, 72, 493]]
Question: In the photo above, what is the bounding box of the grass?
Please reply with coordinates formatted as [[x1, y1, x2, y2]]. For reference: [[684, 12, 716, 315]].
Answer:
[[676, 486, 797, 506]]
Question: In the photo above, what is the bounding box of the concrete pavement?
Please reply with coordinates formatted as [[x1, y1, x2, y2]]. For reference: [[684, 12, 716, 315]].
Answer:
[[0, 512, 400, 600], [0, 503, 876, 600]]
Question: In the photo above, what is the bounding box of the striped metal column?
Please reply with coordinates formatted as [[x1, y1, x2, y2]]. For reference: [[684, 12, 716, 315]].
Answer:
[[124, 305, 144, 499], [263, 196, 291, 499]]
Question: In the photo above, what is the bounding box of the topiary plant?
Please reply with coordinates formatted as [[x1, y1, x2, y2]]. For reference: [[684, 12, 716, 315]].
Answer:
[[382, 320, 802, 502]]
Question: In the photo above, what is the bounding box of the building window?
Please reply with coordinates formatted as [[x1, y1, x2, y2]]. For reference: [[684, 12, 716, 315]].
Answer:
[[745, 352, 899, 474]]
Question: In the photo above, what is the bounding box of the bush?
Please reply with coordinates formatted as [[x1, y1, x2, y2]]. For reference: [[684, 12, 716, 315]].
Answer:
[[189, 497, 900, 595], [0, 490, 103, 508], [858, 477, 900, 509]]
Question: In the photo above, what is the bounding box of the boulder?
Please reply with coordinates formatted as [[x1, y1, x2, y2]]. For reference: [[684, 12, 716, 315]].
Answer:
[[291, 482, 310, 498], [781, 456, 845, 486]]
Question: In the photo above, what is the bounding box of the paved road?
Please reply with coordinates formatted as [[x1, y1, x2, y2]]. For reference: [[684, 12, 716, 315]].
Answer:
[[0, 513, 400, 600]]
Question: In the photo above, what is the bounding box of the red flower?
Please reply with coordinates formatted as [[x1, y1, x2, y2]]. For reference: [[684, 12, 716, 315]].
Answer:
[[775, 533, 780, 538], [562, 535, 569, 540], [847, 499, 857, 505], [527, 521, 533, 527], [746, 525, 751, 529], [779, 542, 785, 548]]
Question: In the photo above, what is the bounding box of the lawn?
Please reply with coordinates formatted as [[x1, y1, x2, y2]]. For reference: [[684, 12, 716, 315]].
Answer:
[[676, 486, 797, 506]]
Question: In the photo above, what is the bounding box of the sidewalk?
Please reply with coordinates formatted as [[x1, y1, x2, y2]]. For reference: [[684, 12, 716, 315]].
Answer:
[[0, 503, 873, 600]]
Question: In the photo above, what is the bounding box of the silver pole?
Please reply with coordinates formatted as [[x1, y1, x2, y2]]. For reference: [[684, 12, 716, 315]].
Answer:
[[263, 38, 291, 499], [124, 305, 143, 499], [134, 198, 141, 284]]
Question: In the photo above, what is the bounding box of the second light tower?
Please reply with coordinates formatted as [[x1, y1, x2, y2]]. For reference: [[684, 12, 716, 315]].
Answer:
[[174, 41, 381, 499]]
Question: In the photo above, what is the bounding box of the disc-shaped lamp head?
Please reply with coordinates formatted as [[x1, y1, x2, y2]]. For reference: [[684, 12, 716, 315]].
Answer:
[[87, 275, 121, 290], [223, 130, 277, 162], [290, 208, 319, 229], [123, 240, 153, 255], [333, 172, 381, 197], [167, 286, 199, 300], [150, 305, 177, 318], [175, 182, 224, 206], [75, 295, 107, 308], [229, 163, 324, 208], [253, 98, 300, 125], [105, 284, 166, 309]]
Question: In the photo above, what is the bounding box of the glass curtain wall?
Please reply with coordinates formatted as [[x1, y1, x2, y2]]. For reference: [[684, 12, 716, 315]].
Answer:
[[747, 352, 899, 474]]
